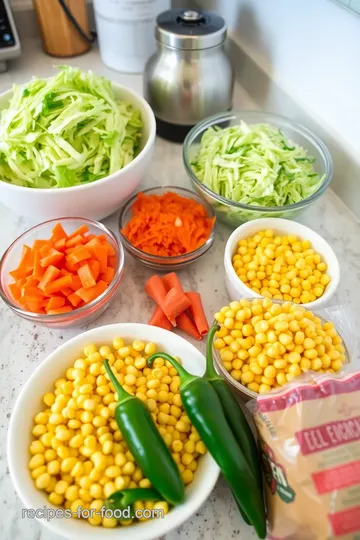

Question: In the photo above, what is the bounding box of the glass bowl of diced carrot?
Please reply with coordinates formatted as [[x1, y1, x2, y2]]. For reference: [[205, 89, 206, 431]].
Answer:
[[119, 186, 216, 271], [0, 218, 124, 328]]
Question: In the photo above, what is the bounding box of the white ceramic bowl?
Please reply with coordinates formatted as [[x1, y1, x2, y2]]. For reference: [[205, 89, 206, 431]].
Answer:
[[224, 218, 340, 310], [0, 83, 156, 222], [8, 323, 219, 540]]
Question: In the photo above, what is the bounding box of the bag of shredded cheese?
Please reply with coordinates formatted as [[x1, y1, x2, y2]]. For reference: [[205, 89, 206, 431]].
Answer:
[[249, 370, 360, 539]]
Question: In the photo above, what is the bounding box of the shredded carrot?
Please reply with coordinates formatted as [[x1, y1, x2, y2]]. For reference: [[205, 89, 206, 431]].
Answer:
[[7, 222, 117, 315], [121, 192, 215, 257]]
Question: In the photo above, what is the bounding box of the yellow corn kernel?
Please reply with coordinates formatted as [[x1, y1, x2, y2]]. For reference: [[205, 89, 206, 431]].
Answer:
[[29, 454, 45, 470], [249, 362, 262, 375], [331, 359, 343, 372], [273, 359, 287, 369], [35, 472, 52, 490], [264, 366, 276, 379], [48, 492, 64, 506], [30, 440, 45, 455], [276, 373, 287, 386], [288, 364, 301, 376], [47, 460, 61, 475], [247, 382, 260, 393], [300, 358, 311, 371]]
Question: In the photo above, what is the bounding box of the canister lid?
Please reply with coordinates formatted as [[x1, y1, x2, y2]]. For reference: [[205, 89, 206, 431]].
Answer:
[[156, 9, 227, 50]]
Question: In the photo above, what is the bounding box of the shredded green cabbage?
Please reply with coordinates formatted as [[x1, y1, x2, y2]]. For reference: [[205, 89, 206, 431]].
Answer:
[[191, 122, 324, 208], [0, 66, 143, 188]]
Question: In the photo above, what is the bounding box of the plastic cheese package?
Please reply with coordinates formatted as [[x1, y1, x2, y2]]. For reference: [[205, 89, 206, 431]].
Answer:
[[248, 365, 360, 539]]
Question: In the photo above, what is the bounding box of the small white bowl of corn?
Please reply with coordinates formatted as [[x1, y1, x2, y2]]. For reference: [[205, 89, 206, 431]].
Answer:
[[7, 323, 219, 540], [224, 218, 340, 310]]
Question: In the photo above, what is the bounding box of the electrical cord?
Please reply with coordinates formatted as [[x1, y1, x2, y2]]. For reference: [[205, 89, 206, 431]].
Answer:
[[57, 0, 97, 44]]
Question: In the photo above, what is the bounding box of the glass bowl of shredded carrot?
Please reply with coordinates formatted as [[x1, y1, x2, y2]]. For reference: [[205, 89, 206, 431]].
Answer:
[[119, 186, 216, 270], [0, 218, 124, 328]]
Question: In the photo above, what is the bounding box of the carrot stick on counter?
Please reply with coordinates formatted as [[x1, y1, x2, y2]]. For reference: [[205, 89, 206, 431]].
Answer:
[[148, 306, 173, 331], [185, 291, 209, 336], [145, 275, 177, 326], [146, 273, 204, 340], [162, 272, 183, 291], [162, 287, 191, 322], [176, 311, 202, 341]]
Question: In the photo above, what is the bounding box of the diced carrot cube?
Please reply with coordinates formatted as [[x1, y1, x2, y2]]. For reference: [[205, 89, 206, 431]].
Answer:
[[51, 223, 68, 241], [39, 242, 52, 258], [9, 267, 33, 280], [106, 242, 115, 256], [68, 224, 89, 238], [38, 265, 61, 291], [54, 237, 67, 251], [88, 260, 100, 281], [40, 248, 64, 268], [78, 264, 96, 289], [8, 283, 21, 301], [84, 234, 96, 242], [33, 250, 45, 280], [61, 287, 73, 297], [33, 239, 48, 251], [85, 237, 101, 249], [108, 255, 116, 268], [65, 234, 86, 248], [90, 244, 108, 273], [26, 299, 46, 313], [70, 275, 82, 291], [47, 306, 73, 315], [46, 297, 66, 311], [100, 267, 115, 283], [67, 246, 92, 265], [68, 292, 82, 307], [65, 260, 82, 273], [75, 280, 108, 303], [19, 245, 33, 267], [44, 275, 73, 295]]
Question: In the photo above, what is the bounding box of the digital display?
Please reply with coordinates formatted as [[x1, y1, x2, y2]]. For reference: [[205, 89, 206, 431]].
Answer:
[[0, 1, 16, 48]]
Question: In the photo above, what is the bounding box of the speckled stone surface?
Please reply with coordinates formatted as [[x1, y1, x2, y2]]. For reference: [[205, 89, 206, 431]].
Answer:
[[1, 38, 360, 540]]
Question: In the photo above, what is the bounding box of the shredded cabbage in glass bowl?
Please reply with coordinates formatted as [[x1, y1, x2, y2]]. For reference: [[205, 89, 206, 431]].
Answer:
[[0, 66, 143, 189], [183, 111, 332, 227]]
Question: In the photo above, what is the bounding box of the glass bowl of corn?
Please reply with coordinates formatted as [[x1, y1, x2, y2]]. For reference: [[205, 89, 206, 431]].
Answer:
[[212, 297, 349, 401], [224, 218, 340, 310]]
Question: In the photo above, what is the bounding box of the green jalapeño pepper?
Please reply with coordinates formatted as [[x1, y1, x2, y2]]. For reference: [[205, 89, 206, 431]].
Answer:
[[104, 359, 184, 506], [205, 325, 263, 492], [106, 487, 161, 512], [147, 353, 266, 539]]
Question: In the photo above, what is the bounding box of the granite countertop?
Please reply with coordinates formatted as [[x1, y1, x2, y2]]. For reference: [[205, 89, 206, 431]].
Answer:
[[1, 39, 360, 540]]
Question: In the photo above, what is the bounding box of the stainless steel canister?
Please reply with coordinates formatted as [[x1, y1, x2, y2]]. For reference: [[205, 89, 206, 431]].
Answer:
[[144, 8, 234, 142]]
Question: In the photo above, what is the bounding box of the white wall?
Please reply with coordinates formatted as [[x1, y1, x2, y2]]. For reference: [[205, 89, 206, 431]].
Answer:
[[194, 0, 360, 156]]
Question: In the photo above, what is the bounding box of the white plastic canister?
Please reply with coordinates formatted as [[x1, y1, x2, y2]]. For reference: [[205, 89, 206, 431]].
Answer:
[[94, 0, 170, 73]]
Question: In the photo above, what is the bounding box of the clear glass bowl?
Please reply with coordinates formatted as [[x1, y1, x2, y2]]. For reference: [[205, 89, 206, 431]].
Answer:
[[211, 300, 349, 402], [118, 186, 216, 271], [183, 111, 333, 228], [0, 218, 124, 328]]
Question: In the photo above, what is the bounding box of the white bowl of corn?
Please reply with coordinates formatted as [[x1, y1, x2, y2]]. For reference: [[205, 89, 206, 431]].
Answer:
[[224, 218, 340, 310], [7, 323, 219, 540], [213, 297, 348, 400]]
